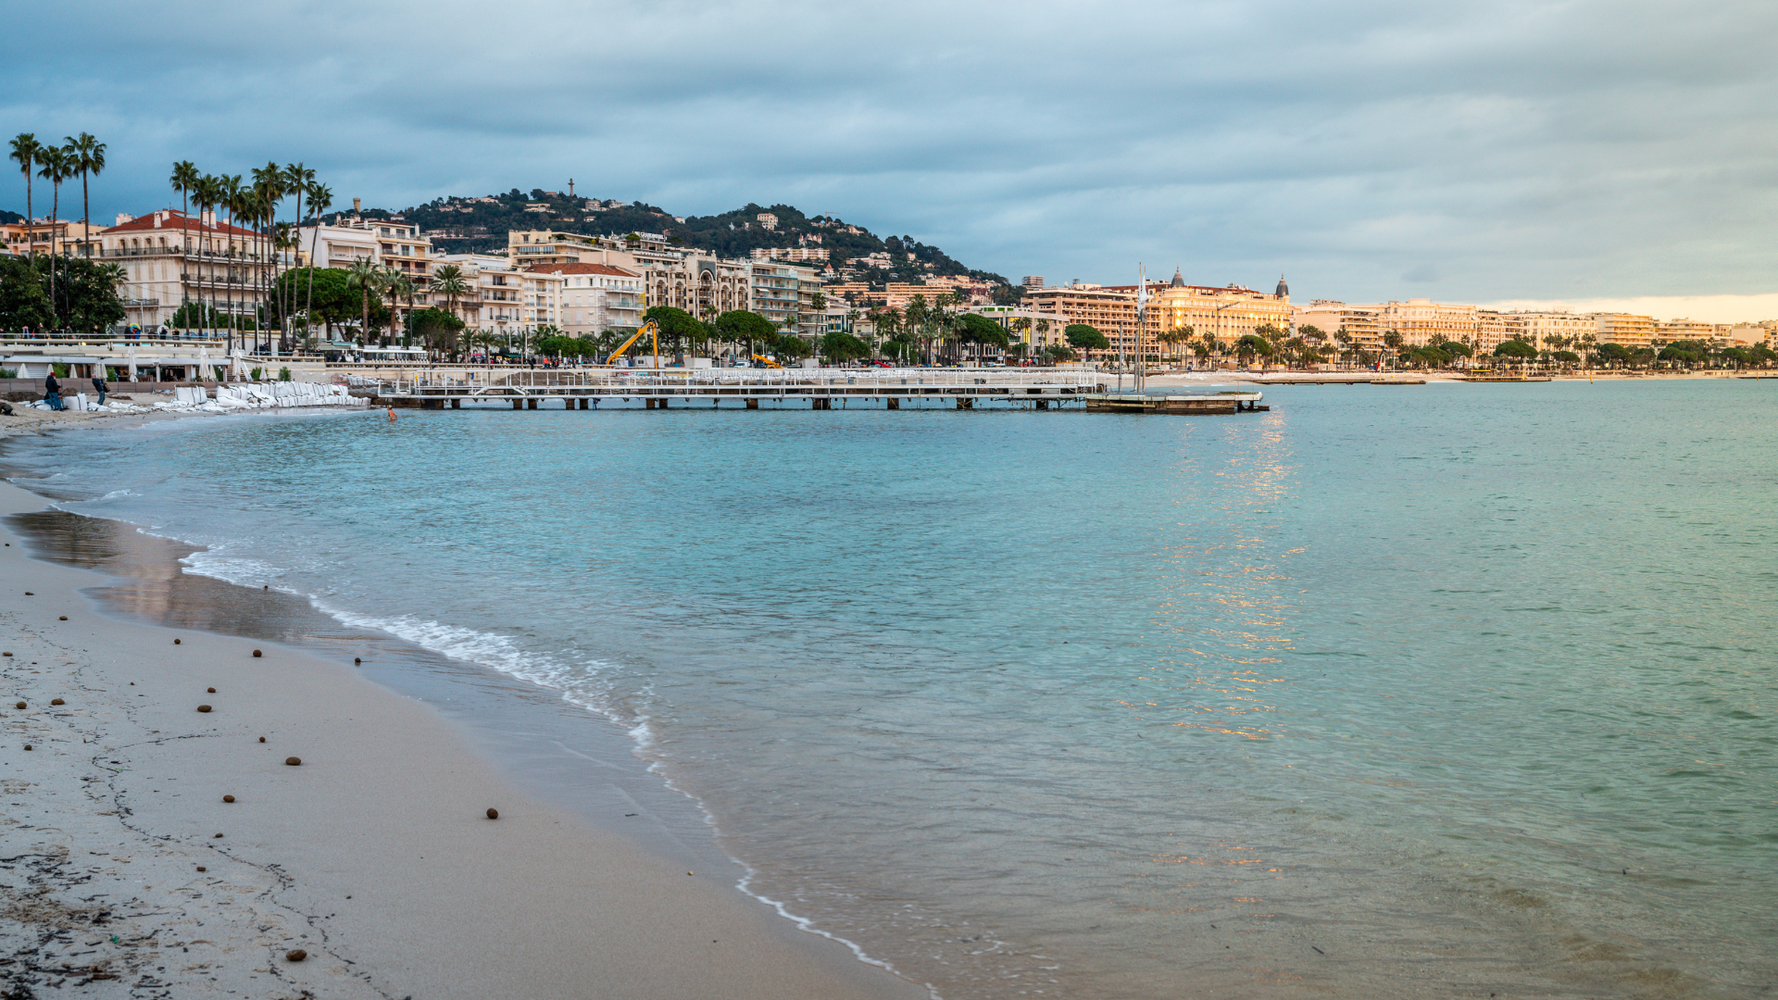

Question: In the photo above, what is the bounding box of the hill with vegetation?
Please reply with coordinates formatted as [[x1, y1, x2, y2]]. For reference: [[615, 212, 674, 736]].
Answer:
[[326, 188, 1008, 288]]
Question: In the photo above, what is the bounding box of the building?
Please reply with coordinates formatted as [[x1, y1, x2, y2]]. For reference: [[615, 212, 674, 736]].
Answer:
[[1658, 318, 1714, 342], [98, 209, 269, 332], [970, 305, 1067, 355], [1138, 272, 1293, 355], [750, 246, 830, 262], [296, 216, 435, 306], [1593, 312, 1658, 348], [1507, 311, 1598, 352], [505, 228, 754, 321], [1294, 301, 1384, 352], [1021, 276, 1045, 288], [433, 254, 562, 336], [1369, 299, 1479, 347], [2, 219, 70, 258], [523, 262, 644, 335], [1023, 282, 1139, 356], [750, 262, 822, 336]]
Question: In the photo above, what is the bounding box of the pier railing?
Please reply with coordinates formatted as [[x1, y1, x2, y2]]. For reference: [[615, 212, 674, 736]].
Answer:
[[366, 368, 1109, 396]]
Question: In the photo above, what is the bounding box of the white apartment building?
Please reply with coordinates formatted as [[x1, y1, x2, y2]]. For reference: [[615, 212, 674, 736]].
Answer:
[[750, 262, 822, 336], [434, 253, 562, 336], [99, 209, 269, 331], [1295, 301, 1383, 351], [296, 215, 435, 307], [525, 263, 644, 335], [1508, 311, 1599, 351]]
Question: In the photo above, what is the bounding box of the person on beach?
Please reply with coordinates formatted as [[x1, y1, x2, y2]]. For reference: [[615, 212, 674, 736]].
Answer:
[[387, 406, 398, 422], [44, 372, 65, 411], [92, 373, 108, 406]]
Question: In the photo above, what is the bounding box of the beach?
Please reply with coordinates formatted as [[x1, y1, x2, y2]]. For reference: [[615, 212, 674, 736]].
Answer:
[[0, 438, 925, 998]]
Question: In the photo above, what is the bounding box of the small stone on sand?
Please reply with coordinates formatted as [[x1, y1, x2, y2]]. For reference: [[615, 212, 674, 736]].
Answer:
[[23, 592, 32, 596], [14, 701, 24, 710], [252, 649, 262, 657], [196, 866, 206, 872], [259, 736, 266, 743], [354, 657, 361, 664], [207, 687, 216, 693], [174, 638, 181, 644], [214, 833, 223, 838], [51, 698, 64, 706], [223, 794, 235, 803], [197, 705, 212, 713], [285, 948, 307, 962], [59, 615, 67, 620], [1, 652, 10, 657], [285, 756, 302, 766], [23, 744, 32, 751], [486, 808, 499, 819]]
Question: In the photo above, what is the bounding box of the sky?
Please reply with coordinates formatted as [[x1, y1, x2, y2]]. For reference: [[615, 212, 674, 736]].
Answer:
[[8, 0, 1777, 319]]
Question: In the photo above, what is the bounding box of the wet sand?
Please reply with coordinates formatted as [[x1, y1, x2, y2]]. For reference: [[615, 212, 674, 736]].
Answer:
[[0, 477, 925, 999]]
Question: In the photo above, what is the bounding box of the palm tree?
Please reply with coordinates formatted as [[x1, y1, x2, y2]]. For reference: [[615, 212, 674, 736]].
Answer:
[[431, 264, 469, 354], [62, 134, 105, 258], [380, 266, 414, 346], [220, 174, 246, 348], [345, 258, 384, 346], [9, 134, 41, 262], [37, 145, 71, 327], [191, 173, 224, 338], [1381, 329, 1404, 370], [281, 164, 314, 337], [304, 181, 332, 340]]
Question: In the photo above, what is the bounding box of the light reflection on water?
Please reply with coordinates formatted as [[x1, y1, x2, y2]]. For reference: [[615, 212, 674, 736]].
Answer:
[[2, 380, 1774, 999]]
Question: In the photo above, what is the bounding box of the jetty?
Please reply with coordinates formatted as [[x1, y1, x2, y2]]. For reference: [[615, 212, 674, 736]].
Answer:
[[363, 368, 1267, 415]]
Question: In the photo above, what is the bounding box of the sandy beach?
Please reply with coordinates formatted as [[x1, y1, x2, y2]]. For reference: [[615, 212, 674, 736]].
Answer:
[[0, 415, 925, 998]]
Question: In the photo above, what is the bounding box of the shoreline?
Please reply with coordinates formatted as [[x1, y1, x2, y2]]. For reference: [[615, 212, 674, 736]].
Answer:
[[0, 455, 926, 997]]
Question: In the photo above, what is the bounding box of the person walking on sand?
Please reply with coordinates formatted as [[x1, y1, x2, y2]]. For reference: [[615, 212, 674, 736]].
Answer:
[[44, 371, 65, 411], [92, 372, 108, 406]]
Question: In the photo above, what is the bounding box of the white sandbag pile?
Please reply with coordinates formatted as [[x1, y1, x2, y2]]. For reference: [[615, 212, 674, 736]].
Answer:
[[208, 381, 368, 410]]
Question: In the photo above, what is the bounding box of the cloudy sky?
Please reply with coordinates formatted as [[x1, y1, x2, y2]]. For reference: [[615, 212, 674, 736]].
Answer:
[[9, 1, 1776, 317]]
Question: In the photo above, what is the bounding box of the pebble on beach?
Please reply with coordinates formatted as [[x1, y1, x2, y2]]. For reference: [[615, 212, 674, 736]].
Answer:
[[23, 592, 32, 596], [354, 657, 361, 664], [23, 744, 31, 751], [174, 638, 181, 644], [285, 949, 307, 962], [2, 652, 10, 657], [197, 705, 212, 713], [59, 615, 67, 620], [253, 649, 262, 657], [14, 701, 25, 709], [196, 866, 206, 872], [207, 687, 216, 693], [285, 756, 302, 766], [259, 736, 266, 742], [486, 808, 499, 819], [214, 833, 223, 838], [51, 698, 64, 705], [223, 795, 235, 803]]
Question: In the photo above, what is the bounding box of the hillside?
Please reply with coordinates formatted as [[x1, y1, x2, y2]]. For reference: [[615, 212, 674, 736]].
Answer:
[[325, 188, 1008, 288]]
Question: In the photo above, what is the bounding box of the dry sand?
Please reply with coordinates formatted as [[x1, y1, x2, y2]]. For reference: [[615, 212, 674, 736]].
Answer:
[[0, 474, 925, 999]]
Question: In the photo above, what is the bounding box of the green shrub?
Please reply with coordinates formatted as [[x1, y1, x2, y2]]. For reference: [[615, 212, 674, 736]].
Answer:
[[249, 367, 264, 381], [278, 367, 293, 382]]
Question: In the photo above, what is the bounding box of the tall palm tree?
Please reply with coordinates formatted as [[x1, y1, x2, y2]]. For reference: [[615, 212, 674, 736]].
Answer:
[[304, 181, 332, 339], [382, 265, 414, 346], [220, 174, 246, 347], [431, 264, 468, 354], [346, 257, 384, 347], [191, 173, 224, 337], [281, 164, 314, 337], [169, 160, 199, 250], [37, 145, 72, 327], [63, 133, 105, 258], [9, 134, 41, 261], [249, 163, 285, 350]]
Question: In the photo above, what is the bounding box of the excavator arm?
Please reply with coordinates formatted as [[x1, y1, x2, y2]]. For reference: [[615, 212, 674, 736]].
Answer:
[[607, 320, 659, 364]]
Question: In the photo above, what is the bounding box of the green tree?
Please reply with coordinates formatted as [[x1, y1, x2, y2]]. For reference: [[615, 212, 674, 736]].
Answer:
[[346, 258, 385, 345], [36, 144, 71, 324], [1065, 323, 1109, 351], [302, 181, 333, 331], [63, 133, 105, 258], [9, 134, 41, 261], [1234, 333, 1275, 369], [957, 313, 1010, 352], [820, 330, 871, 363], [643, 305, 708, 356], [0, 254, 52, 330], [407, 306, 465, 351], [1042, 344, 1078, 362], [775, 333, 813, 360], [1657, 340, 1710, 367], [713, 309, 777, 358], [1493, 339, 1538, 363], [381, 265, 414, 346]]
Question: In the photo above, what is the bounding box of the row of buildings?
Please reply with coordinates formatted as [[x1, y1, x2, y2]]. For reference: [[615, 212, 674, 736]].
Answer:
[[7, 208, 1772, 355]]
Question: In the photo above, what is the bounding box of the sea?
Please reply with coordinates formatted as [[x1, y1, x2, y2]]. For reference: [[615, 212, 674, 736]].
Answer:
[[4, 377, 1773, 1000]]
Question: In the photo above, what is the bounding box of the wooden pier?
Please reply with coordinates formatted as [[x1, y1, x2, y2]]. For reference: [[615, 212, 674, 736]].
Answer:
[[1083, 392, 1267, 414]]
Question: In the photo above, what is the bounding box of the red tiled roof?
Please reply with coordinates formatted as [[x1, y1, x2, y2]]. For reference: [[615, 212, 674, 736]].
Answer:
[[524, 262, 638, 277], [103, 209, 260, 239]]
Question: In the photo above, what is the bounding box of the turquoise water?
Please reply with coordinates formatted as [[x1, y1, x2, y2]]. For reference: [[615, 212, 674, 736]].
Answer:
[[6, 380, 1774, 999]]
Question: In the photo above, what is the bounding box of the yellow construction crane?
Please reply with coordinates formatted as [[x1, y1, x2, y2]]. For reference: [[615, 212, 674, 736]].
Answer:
[[605, 320, 660, 366], [750, 354, 783, 369]]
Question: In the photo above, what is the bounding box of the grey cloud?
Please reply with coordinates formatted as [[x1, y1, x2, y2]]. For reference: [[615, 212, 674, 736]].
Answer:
[[6, 0, 1776, 302]]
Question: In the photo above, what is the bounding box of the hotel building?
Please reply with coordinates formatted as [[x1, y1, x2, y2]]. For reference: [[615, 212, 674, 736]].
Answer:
[[98, 209, 269, 332]]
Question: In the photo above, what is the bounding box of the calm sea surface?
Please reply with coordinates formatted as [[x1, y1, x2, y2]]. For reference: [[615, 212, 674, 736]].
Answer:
[[5, 379, 1774, 999]]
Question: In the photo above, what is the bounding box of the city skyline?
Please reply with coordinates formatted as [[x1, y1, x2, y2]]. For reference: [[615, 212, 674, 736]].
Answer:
[[10, 1, 1776, 314]]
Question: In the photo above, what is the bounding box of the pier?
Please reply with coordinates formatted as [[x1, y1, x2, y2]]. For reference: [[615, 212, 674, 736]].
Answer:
[[363, 369, 1267, 415]]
